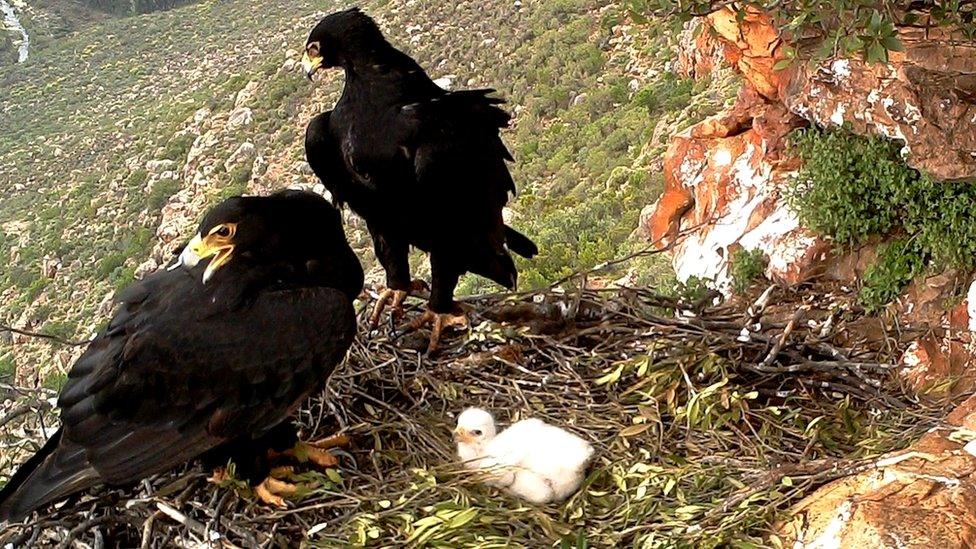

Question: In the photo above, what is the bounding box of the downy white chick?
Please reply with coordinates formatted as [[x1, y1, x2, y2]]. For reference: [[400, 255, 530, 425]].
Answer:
[[454, 407, 594, 504]]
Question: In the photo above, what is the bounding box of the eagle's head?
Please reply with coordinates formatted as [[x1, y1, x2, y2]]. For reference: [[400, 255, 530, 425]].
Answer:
[[172, 189, 363, 300], [302, 7, 386, 78]]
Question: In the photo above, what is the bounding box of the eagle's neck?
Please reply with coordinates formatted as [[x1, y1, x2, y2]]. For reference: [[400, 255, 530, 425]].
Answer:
[[340, 47, 442, 103]]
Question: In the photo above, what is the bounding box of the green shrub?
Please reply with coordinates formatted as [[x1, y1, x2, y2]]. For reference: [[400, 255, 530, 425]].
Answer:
[[0, 354, 14, 379], [161, 133, 195, 162], [229, 165, 252, 186], [148, 178, 180, 210], [903, 178, 976, 269], [787, 126, 976, 309], [633, 72, 695, 114], [44, 320, 78, 341], [673, 275, 713, 304], [859, 239, 925, 312], [730, 248, 767, 294], [96, 251, 128, 279], [785, 128, 915, 244], [43, 371, 68, 391], [125, 168, 149, 189]]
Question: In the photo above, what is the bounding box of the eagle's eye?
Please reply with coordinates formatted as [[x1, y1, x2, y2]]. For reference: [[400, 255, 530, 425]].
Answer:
[[471, 429, 482, 436], [209, 224, 235, 238], [307, 42, 320, 57]]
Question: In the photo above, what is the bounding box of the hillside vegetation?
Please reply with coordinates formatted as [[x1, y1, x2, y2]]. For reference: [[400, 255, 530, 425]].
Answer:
[[0, 0, 735, 386]]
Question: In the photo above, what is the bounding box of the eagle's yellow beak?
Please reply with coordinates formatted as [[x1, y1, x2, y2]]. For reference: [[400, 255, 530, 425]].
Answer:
[[172, 224, 237, 284], [301, 51, 324, 80]]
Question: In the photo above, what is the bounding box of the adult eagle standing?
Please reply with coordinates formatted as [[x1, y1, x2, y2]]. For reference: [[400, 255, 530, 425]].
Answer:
[[302, 8, 538, 353], [0, 190, 363, 521]]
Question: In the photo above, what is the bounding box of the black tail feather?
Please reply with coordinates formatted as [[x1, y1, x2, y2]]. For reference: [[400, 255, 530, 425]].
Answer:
[[0, 429, 97, 522], [505, 226, 538, 259]]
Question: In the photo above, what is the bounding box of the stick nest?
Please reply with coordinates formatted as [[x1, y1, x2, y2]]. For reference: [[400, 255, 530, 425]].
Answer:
[[0, 281, 954, 548]]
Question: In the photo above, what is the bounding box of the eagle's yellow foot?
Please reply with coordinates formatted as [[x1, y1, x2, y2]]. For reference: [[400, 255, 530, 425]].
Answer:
[[403, 308, 470, 354], [369, 280, 429, 329], [208, 467, 229, 485], [255, 466, 298, 509], [275, 433, 350, 470]]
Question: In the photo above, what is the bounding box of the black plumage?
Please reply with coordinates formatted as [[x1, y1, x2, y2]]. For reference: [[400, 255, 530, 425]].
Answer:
[[302, 8, 537, 350], [0, 190, 363, 522]]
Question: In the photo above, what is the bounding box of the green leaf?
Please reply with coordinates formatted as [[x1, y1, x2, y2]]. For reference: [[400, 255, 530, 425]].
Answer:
[[881, 35, 905, 52], [773, 58, 793, 71], [447, 508, 478, 529], [595, 364, 624, 386], [866, 41, 888, 64], [868, 10, 883, 32], [325, 468, 343, 484], [619, 423, 652, 437]]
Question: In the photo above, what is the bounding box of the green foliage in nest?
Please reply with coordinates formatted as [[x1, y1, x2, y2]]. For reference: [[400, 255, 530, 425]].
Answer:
[[730, 248, 767, 294], [786, 126, 976, 310], [627, 1, 976, 64]]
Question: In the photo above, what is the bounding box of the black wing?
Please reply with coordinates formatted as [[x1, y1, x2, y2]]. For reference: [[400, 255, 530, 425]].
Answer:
[[306, 110, 355, 208], [400, 89, 515, 204], [0, 268, 355, 520], [399, 90, 538, 285]]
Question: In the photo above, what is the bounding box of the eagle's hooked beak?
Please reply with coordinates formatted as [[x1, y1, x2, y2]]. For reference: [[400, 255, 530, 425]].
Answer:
[[169, 224, 237, 284], [453, 427, 476, 444], [301, 50, 324, 81]]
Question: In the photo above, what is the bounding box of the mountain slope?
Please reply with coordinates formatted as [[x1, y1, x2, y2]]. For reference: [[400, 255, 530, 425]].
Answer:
[[0, 0, 736, 385]]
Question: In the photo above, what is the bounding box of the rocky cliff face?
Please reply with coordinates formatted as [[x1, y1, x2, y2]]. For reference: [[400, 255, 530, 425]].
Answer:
[[643, 7, 976, 546], [647, 7, 976, 294]]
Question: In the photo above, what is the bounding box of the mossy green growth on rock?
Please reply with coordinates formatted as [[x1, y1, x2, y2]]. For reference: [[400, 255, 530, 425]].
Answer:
[[730, 248, 767, 295], [786, 126, 976, 310]]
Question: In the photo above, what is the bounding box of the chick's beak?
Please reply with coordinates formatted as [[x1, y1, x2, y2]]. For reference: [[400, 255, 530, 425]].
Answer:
[[172, 232, 235, 284], [453, 427, 475, 444], [301, 51, 324, 81]]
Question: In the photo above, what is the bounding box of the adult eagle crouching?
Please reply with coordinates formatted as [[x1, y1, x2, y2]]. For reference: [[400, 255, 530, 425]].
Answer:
[[0, 190, 363, 521]]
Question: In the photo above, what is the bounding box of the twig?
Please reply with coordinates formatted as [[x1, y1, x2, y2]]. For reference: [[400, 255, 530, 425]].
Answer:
[[1, 323, 90, 347]]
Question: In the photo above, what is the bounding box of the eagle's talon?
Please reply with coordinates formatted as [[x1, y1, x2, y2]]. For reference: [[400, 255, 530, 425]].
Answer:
[[255, 476, 297, 508], [207, 467, 228, 485], [368, 280, 429, 330], [398, 308, 470, 354], [272, 435, 348, 471], [307, 433, 350, 450]]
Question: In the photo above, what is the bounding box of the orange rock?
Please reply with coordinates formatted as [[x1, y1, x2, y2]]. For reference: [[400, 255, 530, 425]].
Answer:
[[784, 27, 976, 180], [642, 74, 821, 292], [705, 6, 785, 100], [774, 392, 976, 548]]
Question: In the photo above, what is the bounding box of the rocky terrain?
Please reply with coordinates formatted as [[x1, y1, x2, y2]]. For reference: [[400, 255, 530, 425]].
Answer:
[[644, 7, 976, 546]]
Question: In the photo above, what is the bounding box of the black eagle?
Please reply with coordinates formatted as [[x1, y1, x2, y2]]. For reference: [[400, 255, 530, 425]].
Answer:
[[0, 190, 363, 521], [302, 8, 538, 353]]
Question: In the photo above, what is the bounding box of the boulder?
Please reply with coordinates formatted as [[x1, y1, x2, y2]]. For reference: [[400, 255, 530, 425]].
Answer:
[[645, 5, 976, 293], [774, 393, 976, 548], [644, 86, 819, 292], [784, 27, 976, 181]]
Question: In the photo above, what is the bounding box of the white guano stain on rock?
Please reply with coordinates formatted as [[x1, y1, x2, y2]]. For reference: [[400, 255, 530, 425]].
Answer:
[[967, 280, 976, 332], [830, 59, 851, 79], [672, 143, 772, 293]]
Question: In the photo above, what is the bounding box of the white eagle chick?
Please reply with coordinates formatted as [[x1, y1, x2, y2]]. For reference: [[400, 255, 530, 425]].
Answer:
[[454, 407, 594, 504]]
